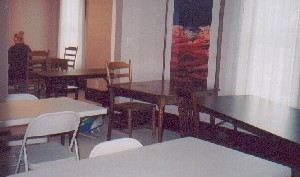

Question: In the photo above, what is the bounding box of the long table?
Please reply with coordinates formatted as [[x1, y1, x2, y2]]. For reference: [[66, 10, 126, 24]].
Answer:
[[108, 80, 216, 142], [11, 137, 291, 177], [33, 68, 108, 98], [197, 95, 300, 170], [0, 97, 107, 127]]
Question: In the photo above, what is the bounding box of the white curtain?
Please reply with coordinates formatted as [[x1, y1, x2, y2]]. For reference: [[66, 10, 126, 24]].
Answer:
[[220, 0, 300, 108], [57, 0, 85, 69]]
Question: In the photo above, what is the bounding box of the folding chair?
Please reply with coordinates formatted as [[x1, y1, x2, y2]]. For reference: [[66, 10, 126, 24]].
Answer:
[[15, 111, 80, 173], [89, 138, 143, 158]]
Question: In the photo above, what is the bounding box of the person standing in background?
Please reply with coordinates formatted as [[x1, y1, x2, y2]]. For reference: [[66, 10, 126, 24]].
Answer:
[[8, 31, 31, 89]]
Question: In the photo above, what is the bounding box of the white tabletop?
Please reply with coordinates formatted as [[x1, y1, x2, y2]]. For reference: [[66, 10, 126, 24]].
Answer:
[[0, 97, 107, 127], [11, 137, 291, 177]]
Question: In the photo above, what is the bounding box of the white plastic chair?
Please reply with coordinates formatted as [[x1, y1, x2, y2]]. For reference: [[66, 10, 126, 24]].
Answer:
[[89, 138, 143, 158], [15, 111, 80, 174]]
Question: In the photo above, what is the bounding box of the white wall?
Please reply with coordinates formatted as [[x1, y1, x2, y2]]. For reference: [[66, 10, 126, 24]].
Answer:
[[0, 0, 8, 98], [121, 0, 221, 87], [218, 0, 243, 96], [121, 0, 167, 82], [120, 0, 221, 114]]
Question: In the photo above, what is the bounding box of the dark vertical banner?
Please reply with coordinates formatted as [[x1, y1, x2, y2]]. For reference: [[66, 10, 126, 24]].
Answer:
[[170, 0, 213, 87]]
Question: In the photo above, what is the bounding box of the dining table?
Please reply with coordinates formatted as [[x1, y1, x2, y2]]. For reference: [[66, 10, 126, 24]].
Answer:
[[0, 97, 107, 127], [33, 68, 108, 98], [197, 95, 300, 172], [10, 137, 292, 177], [107, 80, 217, 142]]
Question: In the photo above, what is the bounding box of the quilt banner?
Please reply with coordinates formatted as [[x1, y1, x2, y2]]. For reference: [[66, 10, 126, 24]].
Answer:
[[170, 0, 213, 87]]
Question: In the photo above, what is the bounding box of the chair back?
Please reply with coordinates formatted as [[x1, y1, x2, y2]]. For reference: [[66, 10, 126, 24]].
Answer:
[[15, 111, 80, 174], [27, 50, 48, 73], [26, 57, 47, 84], [64, 46, 78, 69], [105, 60, 132, 84], [26, 52, 48, 94], [175, 83, 206, 138], [29, 50, 49, 61], [5, 94, 38, 102], [24, 111, 80, 138], [89, 138, 143, 158]]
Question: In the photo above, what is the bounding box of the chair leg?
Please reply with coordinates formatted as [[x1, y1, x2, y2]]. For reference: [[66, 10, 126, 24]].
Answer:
[[15, 148, 23, 174], [151, 107, 156, 139], [128, 110, 133, 138], [68, 131, 74, 145], [177, 96, 185, 138], [74, 89, 79, 100], [23, 148, 28, 172]]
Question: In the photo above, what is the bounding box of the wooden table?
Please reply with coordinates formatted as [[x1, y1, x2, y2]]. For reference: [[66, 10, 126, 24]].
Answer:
[[0, 97, 107, 127], [33, 68, 107, 98], [47, 57, 70, 70], [108, 80, 216, 142], [11, 137, 291, 177], [197, 95, 300, 170]]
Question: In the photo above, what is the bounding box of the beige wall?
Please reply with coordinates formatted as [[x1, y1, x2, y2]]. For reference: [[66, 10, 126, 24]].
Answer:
[[86, 0, 112, 68], [85, 0, 113, 89], [8, 0, 59, 57]]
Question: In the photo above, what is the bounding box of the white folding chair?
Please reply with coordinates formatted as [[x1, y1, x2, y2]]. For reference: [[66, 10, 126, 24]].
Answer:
[[15, 111, 80, 174], [4, 93, 38, 102], [89, 138, 143, 158], [1, 94, 47, 146]]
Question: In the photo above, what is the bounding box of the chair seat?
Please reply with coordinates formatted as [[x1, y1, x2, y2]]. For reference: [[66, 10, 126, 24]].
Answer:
[[114, 102, 156, 112], [27, 142, 76, 170]]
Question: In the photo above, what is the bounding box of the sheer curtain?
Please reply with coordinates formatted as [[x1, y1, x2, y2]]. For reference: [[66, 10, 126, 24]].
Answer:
[[57, 0, 85, 69], [220, 0, 300, 108]]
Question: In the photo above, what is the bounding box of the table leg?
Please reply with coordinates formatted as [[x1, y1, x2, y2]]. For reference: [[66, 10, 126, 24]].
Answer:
[[45, 80, 51, 98], [107, 88, 114, 141], [158, 99, 166, 143], [192, 92, 200, 138]]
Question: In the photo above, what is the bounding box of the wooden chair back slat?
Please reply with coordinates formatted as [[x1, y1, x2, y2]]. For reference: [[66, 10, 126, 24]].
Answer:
[[64, 46, 78, 69]]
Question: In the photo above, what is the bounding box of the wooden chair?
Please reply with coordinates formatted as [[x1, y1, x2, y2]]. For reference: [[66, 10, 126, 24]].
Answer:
[[106, 60, 156, 140], [49, 58, 79, 100], [25, 50, 49, 95], [30, 50, 49, 60], [175, 83, 201, 138], [64, 46, 78, 69], [175, 81, 217, 138]]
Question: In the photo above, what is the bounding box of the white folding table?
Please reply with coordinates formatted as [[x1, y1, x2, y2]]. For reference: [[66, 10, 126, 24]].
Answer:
[[0, 97, 107, 127], [11, 137, 291, 177]]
